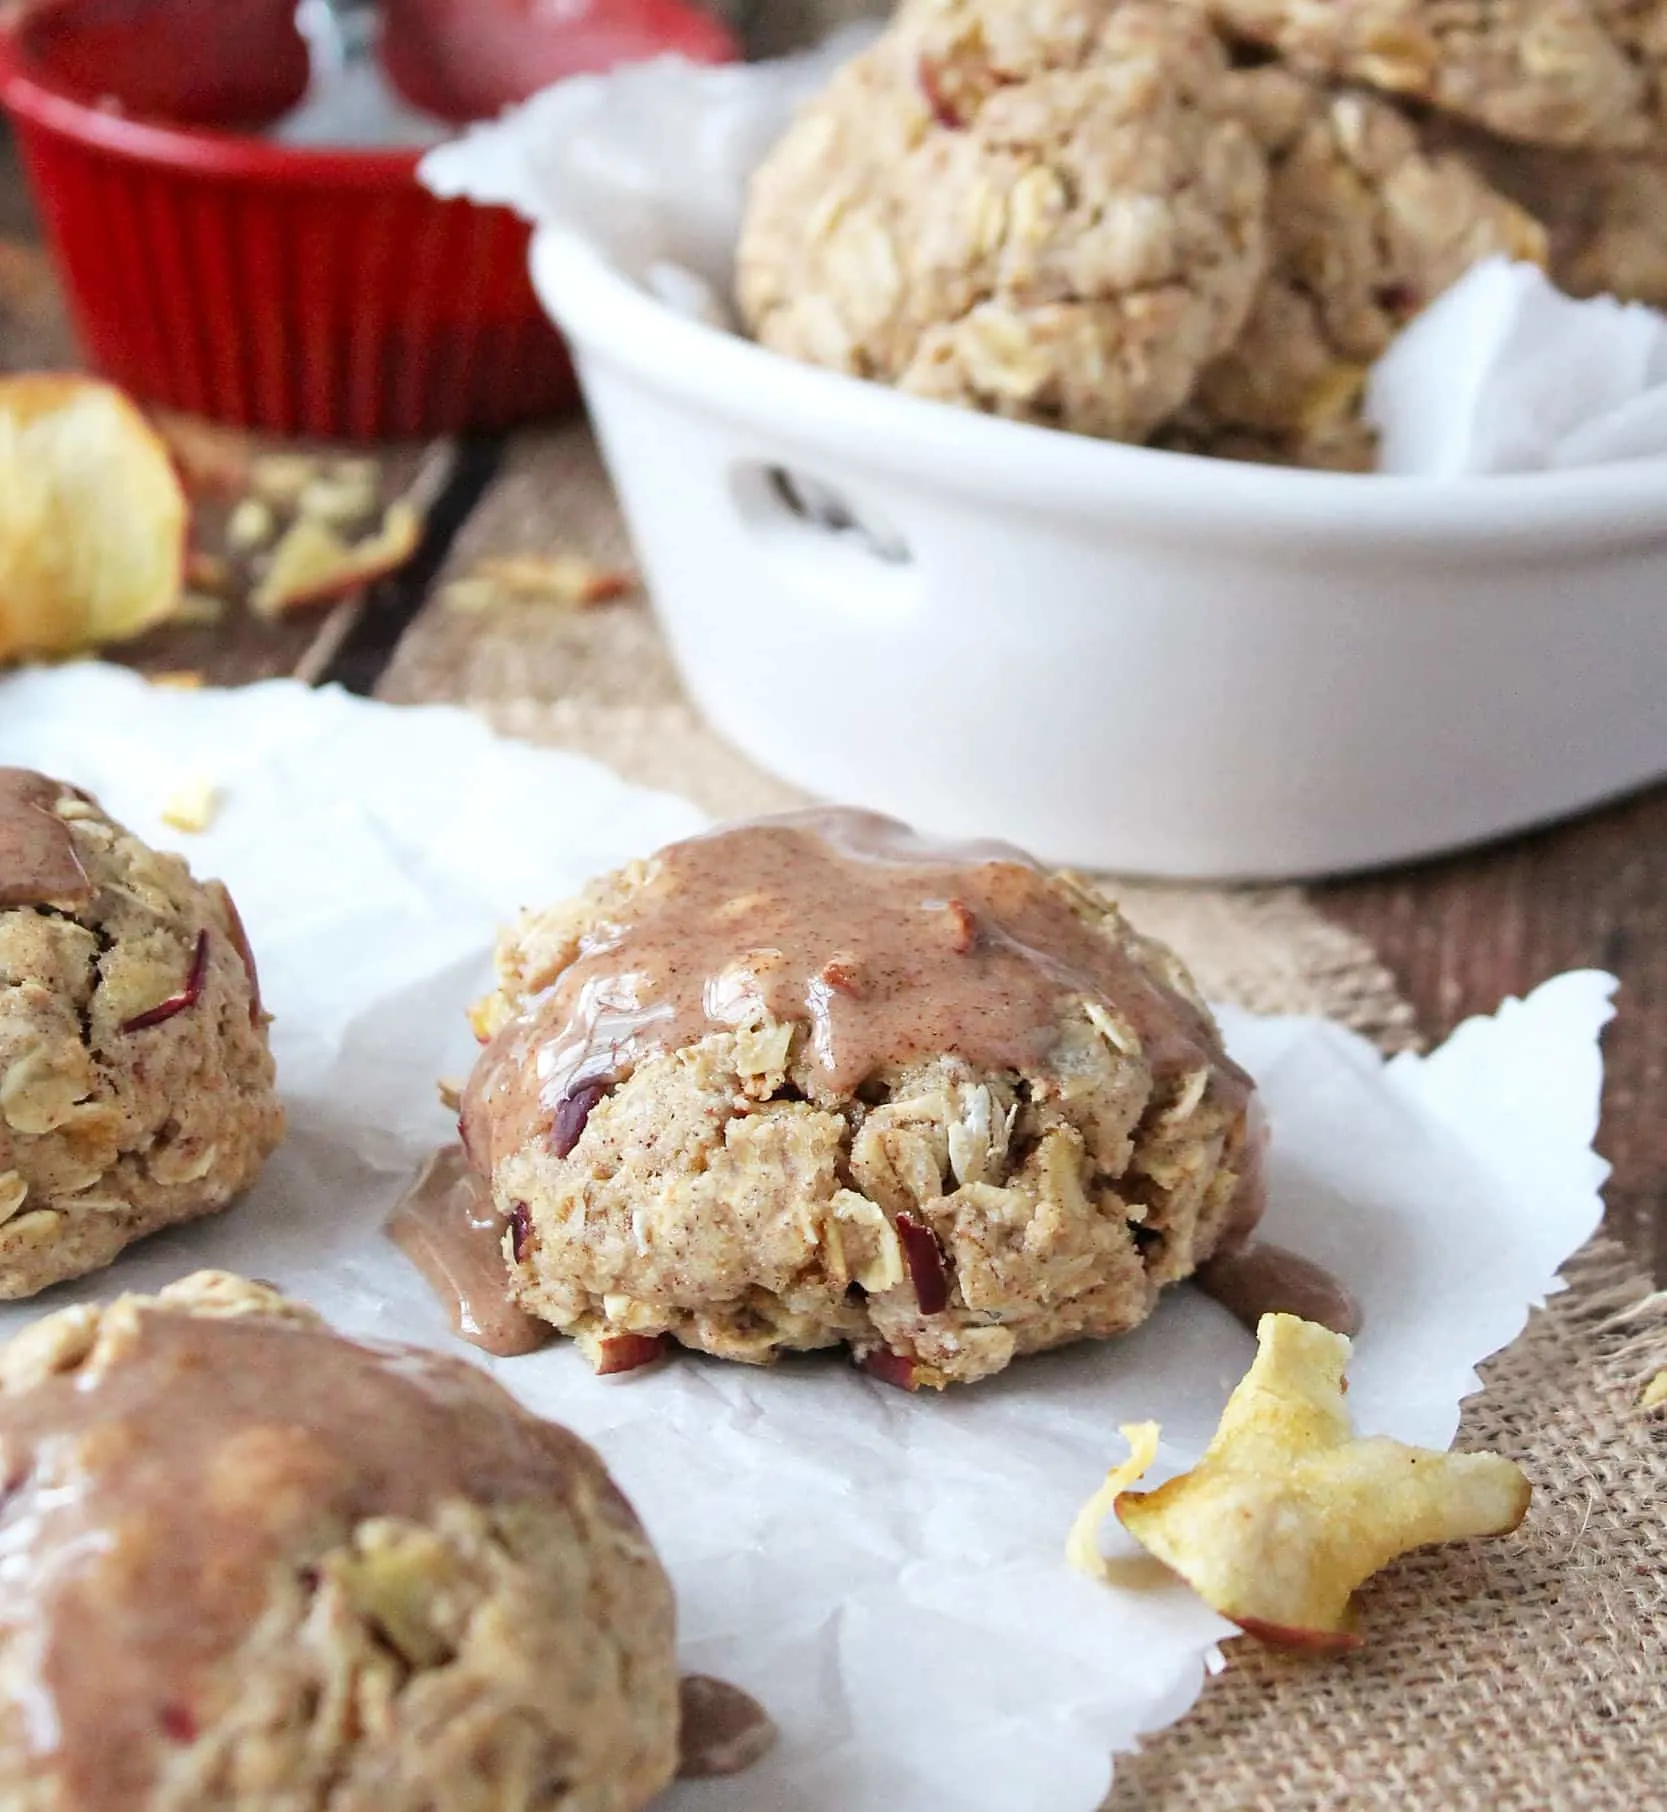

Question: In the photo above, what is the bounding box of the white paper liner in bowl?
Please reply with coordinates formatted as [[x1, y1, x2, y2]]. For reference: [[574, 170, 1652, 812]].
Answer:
[[0, 665, 1618, 1808]]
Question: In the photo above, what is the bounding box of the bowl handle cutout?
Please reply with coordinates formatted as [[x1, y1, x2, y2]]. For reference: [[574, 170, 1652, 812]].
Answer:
[[728, 462, 924, 621], [737, 464, 913, 565]]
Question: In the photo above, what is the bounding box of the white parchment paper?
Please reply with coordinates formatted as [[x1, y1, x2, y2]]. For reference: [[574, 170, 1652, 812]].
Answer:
[[1367, 259, 1667, 475], [0, 665, 1616, 1809]]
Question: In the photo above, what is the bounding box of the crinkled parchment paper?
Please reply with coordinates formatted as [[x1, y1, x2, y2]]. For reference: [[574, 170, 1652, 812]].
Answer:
[[0, 665, 1615, 1809]]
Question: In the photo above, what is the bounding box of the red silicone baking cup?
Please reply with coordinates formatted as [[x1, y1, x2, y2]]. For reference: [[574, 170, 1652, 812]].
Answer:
[[0, 35, 578, 439]]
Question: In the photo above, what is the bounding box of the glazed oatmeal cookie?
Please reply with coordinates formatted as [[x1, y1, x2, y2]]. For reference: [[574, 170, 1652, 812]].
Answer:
[[1203, 0, 1667, 150], [0, 1271, 679, 1812], [461, 810, 1266, 1390], [0, 770, 283, 1297], [736, 0, 1269, 441], [1168, 66, 1547, 468]]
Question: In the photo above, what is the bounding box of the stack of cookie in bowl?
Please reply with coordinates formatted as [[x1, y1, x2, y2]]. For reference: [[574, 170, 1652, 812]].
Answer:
[[735, 0, 1666, 468]]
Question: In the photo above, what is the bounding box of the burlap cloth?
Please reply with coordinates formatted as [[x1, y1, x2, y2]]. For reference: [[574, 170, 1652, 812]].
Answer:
[[378, 424, 1666, 1809]]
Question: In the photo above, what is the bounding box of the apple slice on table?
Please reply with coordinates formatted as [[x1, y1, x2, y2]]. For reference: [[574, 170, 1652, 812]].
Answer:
[[1069, 1315, 1531, 1648], [0, 374, 187, 662]]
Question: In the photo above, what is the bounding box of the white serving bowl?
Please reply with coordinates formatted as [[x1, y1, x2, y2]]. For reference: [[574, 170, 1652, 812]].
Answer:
[[531, 227, 1667, 880]]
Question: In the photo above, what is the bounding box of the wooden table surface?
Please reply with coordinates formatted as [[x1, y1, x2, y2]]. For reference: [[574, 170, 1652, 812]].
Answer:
[[2, 133, 1661, 1279]]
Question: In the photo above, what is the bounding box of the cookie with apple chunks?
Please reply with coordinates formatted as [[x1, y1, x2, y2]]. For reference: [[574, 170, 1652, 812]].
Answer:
[[462, 808, 1265, 1388], [0, 769, 282, 1296]]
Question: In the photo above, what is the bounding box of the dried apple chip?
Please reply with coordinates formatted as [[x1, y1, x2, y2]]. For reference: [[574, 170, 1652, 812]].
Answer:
[[1066, 1421, 1160, 1580], [1070, 1314, 1530, 1649], [0, 375, 187, 660], [251, 502, 422, 618]]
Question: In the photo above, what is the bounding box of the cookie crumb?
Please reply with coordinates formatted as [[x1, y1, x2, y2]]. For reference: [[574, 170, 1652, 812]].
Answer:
[[160, 777, 220, 833], [169, 591, 225, 627], [297, 462, 381, 530], [185, 549, 234, 596], [248, 452, 322, 510], [226, 496, 277, 553], [447, 554, 637, 611]]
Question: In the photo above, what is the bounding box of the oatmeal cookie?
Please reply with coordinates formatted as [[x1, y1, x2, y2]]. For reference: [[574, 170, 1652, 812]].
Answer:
[[461, 810, 1265, 1391], [1433, 122, 1667, 300], [1169, 67, 1547, 468], [0, 770, 283, 1297], [736, 0, 1269, 442], [1203, 0, 1667, 150], [0, 1272, 678, 1812], [1537, 153, 1667, 294]]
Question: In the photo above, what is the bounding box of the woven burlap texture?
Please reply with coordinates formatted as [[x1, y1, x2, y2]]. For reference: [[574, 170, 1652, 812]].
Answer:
[[377, 423, 1661, 1808]]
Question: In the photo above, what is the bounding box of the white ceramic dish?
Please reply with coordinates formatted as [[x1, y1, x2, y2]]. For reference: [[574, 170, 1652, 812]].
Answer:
[[531, 227, 1667, 880]]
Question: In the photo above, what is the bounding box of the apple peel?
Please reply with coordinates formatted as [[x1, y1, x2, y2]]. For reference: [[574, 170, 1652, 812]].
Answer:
[[895, 1210, 950, 1314], [251, 502, 422, 618], [576, 1327, 671, 1377], [119, 930, 211, 1033], [860, 1347, 921, 1392], [1069, 1314, 1530, 1648]]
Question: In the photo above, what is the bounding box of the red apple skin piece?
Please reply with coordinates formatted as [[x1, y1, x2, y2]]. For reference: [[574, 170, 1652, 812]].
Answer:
[[1232, 1616, 1364, 1655], [573, 568, 633, 604], [207, 881, 261, 1024], [551, 1078, 608, 1159], [917, 56, 964, 128], [895, 1212, 951, 1315], [157, 1701, 198, 1743], [120, 930, 210, 1032], [594, 1332, 670, 1376], [860, 1348, 919, 1392]]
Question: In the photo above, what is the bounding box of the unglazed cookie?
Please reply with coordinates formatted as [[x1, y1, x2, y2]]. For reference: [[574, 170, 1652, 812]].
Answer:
[[461, 810, 1265, 1390], [0, 771, 283, 1296], [1201, 0, 1666, 151], [1166, 66, 1547, 468], [736, 0, 1269, 442], [1431, 122, 1667, 303], [0, 1272, 679, 1812], [1535, 152, 1667, 296]]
